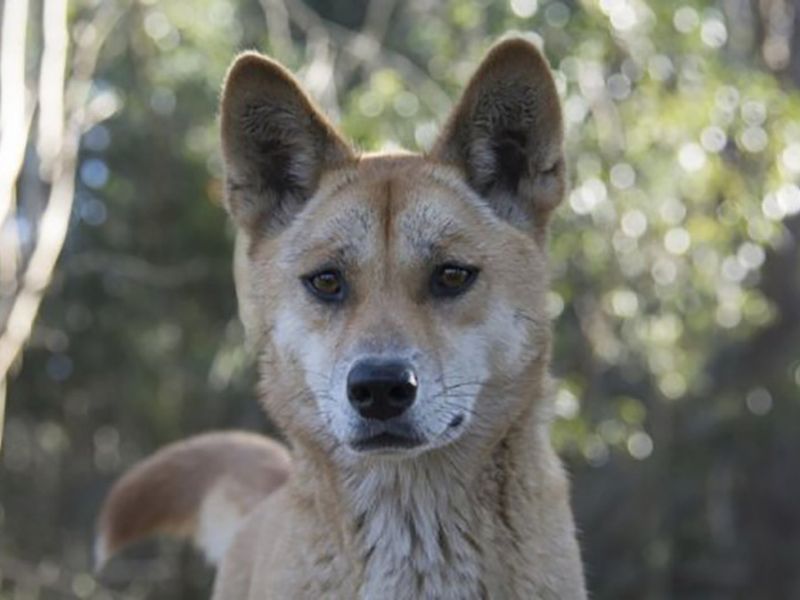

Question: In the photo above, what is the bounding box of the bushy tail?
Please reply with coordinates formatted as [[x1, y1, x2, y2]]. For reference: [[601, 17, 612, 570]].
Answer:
[[95, 431, 291, 569]]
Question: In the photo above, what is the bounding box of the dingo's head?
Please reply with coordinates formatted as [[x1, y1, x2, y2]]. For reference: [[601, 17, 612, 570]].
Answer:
[[221, 38, 563, 460]]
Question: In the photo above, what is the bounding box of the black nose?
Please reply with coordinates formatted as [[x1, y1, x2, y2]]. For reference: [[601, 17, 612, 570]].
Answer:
[[347, 360, 418, 421]]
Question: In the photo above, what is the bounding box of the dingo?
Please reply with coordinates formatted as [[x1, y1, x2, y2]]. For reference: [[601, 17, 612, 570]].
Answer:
[[96, 36, 587, 599]]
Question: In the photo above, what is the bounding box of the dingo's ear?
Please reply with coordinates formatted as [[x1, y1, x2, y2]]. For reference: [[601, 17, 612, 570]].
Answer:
[[432, 38, 564, 230], [221, 53, 353, 233]]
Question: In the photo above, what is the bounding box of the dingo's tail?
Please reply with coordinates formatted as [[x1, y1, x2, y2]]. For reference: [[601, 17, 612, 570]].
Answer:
[[95, 431, 290, 568]]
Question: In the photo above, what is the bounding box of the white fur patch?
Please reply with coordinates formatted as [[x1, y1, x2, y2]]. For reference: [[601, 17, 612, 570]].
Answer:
[[487, 301, 538, 371], [271, 304, 351, 436], [93, 535, 110, 570], [272, 305, 331, 393], [345, 461, 485, 600], [233, 231, 261, 349], [195, 483, 249, 565]]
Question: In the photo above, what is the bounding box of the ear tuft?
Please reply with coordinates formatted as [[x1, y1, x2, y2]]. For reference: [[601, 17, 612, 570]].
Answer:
[[220, 52, 353, 233], [431, 37, 565, 230]]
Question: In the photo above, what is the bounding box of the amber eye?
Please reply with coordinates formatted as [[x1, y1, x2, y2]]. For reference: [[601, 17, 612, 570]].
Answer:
[[431, 264, 479, 298], [302, 269, 346, 302]]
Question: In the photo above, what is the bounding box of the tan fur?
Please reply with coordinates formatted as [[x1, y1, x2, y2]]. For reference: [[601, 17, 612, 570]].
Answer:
[[95, 432, 290, 566], [97, 36, 587, 599]]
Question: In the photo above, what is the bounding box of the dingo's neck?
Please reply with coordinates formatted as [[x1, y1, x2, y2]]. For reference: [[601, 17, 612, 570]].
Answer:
[[344, 450, 488, 597], [291, 399, 554, 598]]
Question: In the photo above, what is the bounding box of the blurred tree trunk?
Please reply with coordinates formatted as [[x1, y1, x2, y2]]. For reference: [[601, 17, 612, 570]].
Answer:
[[0, 0, 33, 450], [692, 2, 800, 597], [792, 0, 800, 83], [712, 0, 800, 385], [0, 0, 122, 447]]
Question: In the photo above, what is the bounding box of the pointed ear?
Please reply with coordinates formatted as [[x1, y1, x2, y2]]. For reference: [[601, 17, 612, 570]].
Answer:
[[431, 38, 565, 231], [220, 52, 353, 233]]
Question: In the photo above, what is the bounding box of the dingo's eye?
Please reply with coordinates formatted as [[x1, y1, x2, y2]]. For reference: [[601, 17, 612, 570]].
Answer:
[[303, 269, 346, 302], [431, 264, 479, 298]]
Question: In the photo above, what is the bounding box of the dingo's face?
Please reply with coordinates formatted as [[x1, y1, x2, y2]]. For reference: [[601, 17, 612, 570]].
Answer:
[[221, 40, 564, 459], [263, 158, 550, 456]]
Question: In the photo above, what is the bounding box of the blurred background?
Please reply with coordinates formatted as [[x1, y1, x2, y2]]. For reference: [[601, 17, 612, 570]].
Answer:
[[1, 0, 799, 598]]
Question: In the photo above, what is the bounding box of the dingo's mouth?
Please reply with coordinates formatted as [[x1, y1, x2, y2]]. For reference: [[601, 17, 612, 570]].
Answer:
[[350, 432, 425, 453]]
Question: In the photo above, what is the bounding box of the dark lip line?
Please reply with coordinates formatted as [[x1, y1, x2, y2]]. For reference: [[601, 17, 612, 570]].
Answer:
[[350, 432, 425, 452], [349, 411, 466, 453]]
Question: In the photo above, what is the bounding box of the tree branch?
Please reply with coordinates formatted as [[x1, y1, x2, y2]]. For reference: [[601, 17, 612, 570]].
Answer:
[[36, 0, 69, 178], [0, 2, 124, 448], [275, 0, 452, 118], [0, 0, 33, 229]]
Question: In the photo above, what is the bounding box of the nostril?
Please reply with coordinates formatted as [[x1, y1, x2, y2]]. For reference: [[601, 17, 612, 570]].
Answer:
[[350, 384, 372, 406], [389, 382, 416, 404]]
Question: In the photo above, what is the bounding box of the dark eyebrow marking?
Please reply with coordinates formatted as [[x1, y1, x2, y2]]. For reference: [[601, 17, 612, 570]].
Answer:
[[284, 241, 363, 267], [400, 205, 462, 258], [284, 206, 375, 265]]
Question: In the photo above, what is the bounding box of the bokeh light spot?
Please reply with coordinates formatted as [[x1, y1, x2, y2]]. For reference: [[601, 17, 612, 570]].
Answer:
[[83, 125, 110, 151], [701, 17, 728, 48], [659, 372, 687, 399], [739, 127, 768, 153], [150, 88, 176, 115], [392, 91, 419, 118], [627, 431, 654, 460], [80, 197, 107, 226], [678, 143, 707, 172], [584, 435, 610, 467], [621, 209, 647, 237], [610, 289, 639, 318], [545, 2, 570, 27], [673, 6, 699, 33], [610, 162, 635, 189], [737, 242, 765, 270], [652, 258, 677, 285], [776, 184, 800, 216], [46, 354, 74, 382], [664, 227, 691, 255], [745, 387, 773, 415], [80, 159, 109, 189], [72, 573, 97, 598], [781, 143, 800, 172], [143, 11, 171, 41], [721, 255, 747, 283], [554, 388, 579, 419], [716, 302, 742, 328], [700, 126, 727, 153], [510, 0, 537, 18], [546, 291, 565, 319]]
